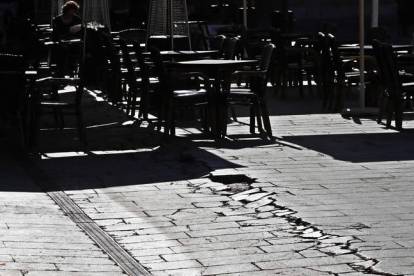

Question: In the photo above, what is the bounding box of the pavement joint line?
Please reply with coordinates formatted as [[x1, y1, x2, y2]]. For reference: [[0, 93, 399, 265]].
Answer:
[[13, 151, 151, 276]]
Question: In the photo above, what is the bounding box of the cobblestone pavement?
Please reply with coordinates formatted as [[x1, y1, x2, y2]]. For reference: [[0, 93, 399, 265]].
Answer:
[[1, 88, 414, 275]]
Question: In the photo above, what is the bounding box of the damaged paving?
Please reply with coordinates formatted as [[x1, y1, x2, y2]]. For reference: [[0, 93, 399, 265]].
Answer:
[[1, 88, 414, 275]]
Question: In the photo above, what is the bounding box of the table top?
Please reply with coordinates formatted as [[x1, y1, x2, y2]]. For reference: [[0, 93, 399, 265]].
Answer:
[[338, 44, 413, 51]]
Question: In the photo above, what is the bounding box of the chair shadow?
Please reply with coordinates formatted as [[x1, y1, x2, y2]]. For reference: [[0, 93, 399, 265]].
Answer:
[[283, 131, 414, 163]]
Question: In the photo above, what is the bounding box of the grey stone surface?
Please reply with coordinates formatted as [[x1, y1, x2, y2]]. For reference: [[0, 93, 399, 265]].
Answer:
[[3, 85, 414, 275]]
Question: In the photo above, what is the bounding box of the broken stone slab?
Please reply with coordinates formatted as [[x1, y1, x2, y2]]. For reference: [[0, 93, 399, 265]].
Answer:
[[245, 198, 273, 209], [302, 231, 323, 239], [256, 205, 276, 213], [244, 192, 272, 202], [320, 236, 355, 245], [231, 188, 261, 201], [319, 245, 353, 256]]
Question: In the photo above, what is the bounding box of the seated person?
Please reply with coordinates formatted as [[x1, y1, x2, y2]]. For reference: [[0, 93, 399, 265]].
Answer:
[[51, 1, 82, 77], [52, 1, 82, 42]]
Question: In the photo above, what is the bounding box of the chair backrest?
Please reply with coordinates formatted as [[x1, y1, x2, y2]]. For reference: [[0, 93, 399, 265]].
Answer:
[[256, 43, 275, 95], [119, 38, 136, 86], [269, 28, 285, 61], [0, 54, 26, 116], [319, 32, 334, 82], [211, 35, 226, 51], [132, 40, 150, 88], [371, 39, 387, 88], [101, 32, 123, 103], [381, 42, 402, 99], [221, 37, 239, 60], [258, 43, 275, 72], [150, 46, 170, 96], [327, 34, 345, 79]]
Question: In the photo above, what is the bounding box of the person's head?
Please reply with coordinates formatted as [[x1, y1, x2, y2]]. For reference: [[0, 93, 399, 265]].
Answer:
[[62, 1, 79, 17]]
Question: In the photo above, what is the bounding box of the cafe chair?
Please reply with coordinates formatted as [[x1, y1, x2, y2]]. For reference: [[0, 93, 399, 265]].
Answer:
[[210, 35, 226, 51], [377, 42, 414, 130], [0, 54, 29, 147], [270, 28, 322, 99], [318, 32, 335, 108], [32, 77, 87, 146], [328, 34, 378, 111], [119, 38, 159, 119], [132, 40, 160, 120], [221, 43, 275, 138], [150, 47, 216, 138], [101, 32, 124, 105], [218, 37, 240, 60]]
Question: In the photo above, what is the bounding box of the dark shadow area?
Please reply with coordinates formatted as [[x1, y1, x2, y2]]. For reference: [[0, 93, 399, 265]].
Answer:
[[0, 88, 246, 193], [283, 131, 414, 163]]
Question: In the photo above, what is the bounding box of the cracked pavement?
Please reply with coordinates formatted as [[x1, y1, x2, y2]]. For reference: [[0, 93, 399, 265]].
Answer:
[[1, 87, 414, 275]]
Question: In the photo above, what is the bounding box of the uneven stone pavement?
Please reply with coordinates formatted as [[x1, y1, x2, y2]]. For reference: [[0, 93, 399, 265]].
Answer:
[[1, 88, 414, 275], [0, 149, 125, 276]]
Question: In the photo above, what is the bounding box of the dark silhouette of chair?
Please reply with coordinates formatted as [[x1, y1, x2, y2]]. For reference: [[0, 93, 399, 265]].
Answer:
[[270, 28, 322, 99], [372, 39, 389, 124], [33, 76, 86, 146], [328, 34, 379, 111], [133, 40, 160, 120], [221, 37, 239, 60], [378, 42, 414, 130], [318, 32, 335, 108], [118, 38, 139, 117], [119, 38, 159, 119], [210, 35, 226, 51], [150, 47, 216, 138], [0, 54, 28, 146], [101, 32, 123, 105], [221, 43, 275, 137]]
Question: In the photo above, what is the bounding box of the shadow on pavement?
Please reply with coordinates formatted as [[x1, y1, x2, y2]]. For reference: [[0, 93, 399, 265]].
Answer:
[[283, 131, 414, 163]]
